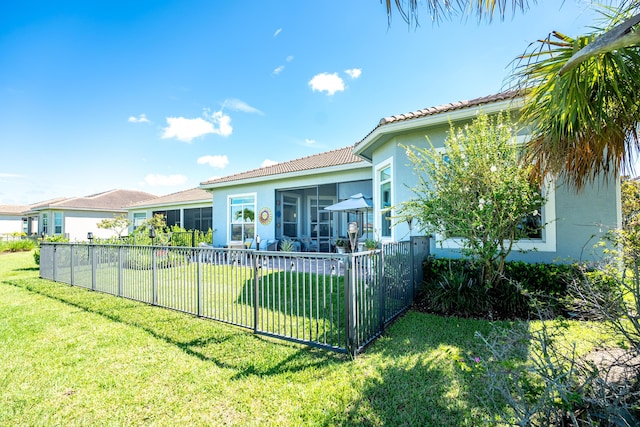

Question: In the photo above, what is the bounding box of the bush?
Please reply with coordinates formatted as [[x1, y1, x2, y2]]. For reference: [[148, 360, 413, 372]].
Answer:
[[420, 256, 600, 319], [0, 239, 35, 253]]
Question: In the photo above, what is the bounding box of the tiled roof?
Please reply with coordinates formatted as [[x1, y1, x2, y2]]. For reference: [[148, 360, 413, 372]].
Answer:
[[356, 90, 522, 147], [32, 189, 156, 211], [201, 146, 365, 186], [0, 205, 29, 215], [127, 187, 210, 208]]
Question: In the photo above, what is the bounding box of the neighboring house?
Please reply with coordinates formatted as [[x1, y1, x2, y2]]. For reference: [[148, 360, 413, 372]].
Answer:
[[200, 147, 372, 251], [0, 198, 67, 238], [0, 204, 29, 238], [24, 189, 155, 241], [126, 187, 213, 233], [200, 91, 621, 263]]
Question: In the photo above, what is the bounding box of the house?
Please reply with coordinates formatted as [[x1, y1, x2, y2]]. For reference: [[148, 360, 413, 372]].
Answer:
[[200, 91, 621, 263], [24, 189, 156, 241], [0, 197, 67, 238], [0, 204, 29, 238], [126, 187, 212, 233], [353, 91, 620, 263], [200, 147, 372, 251]]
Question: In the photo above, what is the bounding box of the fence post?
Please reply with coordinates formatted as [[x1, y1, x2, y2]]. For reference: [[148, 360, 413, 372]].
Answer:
[[91, 244, 97, 291], [52, 244, 57, 282], [117, 246, 123, 297], [344, 254, 357, 357], [253, 251, 259, 333], [410, 237, 416, 299], [70, 244, 75, 286], [378, 249, 385, 333], [152, 247, 158, 305], [197, 249, 203, 317]]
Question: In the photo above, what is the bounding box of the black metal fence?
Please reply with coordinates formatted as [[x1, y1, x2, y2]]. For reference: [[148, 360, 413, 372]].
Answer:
[[39, 236, 429, 356]]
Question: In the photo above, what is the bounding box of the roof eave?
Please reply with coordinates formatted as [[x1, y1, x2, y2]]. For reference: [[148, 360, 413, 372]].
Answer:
[[127, 199, 211, 210], [354, 97, 524, 160], [200, 161, 371, 190]]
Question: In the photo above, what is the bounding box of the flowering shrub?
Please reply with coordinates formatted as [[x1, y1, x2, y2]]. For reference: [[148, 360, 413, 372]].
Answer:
[[399, 112, 546, 288]]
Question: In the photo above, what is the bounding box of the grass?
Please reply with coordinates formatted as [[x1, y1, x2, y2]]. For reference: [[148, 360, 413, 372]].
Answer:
[[0, 251, 613, 426]]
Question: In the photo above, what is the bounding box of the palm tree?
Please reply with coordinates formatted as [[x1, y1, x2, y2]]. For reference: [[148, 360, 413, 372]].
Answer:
[[512, 3, 640, 189]]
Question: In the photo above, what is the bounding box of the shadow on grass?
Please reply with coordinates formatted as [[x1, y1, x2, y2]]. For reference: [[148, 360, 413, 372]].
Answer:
[[5, 275, 348, 378], [331, 311, 524, 426]]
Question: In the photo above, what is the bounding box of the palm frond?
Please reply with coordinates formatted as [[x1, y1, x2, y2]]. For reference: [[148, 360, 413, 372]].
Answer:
[[383, 0, 533, 25], [512, 7, 640, 189]]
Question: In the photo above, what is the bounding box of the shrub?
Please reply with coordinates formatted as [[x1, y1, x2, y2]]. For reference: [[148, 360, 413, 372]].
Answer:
[[0, 239, 35, 253], [420, 256, 600, 319]]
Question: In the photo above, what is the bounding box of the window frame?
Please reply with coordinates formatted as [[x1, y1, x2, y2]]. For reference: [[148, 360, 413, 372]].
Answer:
[[374, 156, 393, 240], [228, 193, 257, 243], [432, 141, 557, 252]]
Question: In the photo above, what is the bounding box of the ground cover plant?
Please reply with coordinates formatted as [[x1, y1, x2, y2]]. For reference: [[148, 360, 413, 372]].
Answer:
[[0, 238, 35, 253], [0, 250, 615, 426]]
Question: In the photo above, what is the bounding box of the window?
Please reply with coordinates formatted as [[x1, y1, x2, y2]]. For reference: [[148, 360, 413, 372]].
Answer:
[[281, 194, 299, 238], [229, 194, 255, 242], [133, 213, 146, 230], [438, 181, 557, 252], [184, 207, 212, 232], [42, 213, 48, 235], [54, 212, 63, 234], [377, 160, 392, 238], [153, 209, 180, 228]]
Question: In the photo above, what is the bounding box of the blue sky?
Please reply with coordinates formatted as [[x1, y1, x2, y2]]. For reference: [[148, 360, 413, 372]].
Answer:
[[0, 0, 598, 205]]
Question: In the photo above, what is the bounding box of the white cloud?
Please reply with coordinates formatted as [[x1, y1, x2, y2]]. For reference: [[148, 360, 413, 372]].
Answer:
[[207, 111, 232, 136], [286, 55, 294, 62], [128, 114, 150, 123], [197, 154, 229, 168], [162, 117, 216, 142], [308, 72, 344, 96], [273, 65, 285, 75], [144, 173, 188, 186], [223, 98, 263, 115], [0, 173, 22, 179], [162, 109, 232, 142], [303, 139, 317, 147], [345, 68, 362, 79], [261, 159, 278, 168], [274, 28, 282, 37]]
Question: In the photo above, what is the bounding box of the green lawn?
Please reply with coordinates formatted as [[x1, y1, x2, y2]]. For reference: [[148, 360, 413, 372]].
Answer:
[[0, 251, 610, 426]]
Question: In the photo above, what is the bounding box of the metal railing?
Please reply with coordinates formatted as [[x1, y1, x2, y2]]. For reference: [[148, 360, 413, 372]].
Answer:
[[39, 236, 429, 356]]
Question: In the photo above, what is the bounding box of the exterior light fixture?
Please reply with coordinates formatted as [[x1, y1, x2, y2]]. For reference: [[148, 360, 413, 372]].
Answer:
[[149, 225, 156, 245], [87, 232, 94, 244], [348, 221, 359, 253]]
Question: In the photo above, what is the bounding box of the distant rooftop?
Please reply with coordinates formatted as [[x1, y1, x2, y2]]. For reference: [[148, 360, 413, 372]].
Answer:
[[28, 189, 156, 212], [128, 187, 210, 208]]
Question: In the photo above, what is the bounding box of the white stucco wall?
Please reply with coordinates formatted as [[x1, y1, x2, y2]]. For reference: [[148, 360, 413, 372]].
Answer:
[[0, 215, 24, 236]]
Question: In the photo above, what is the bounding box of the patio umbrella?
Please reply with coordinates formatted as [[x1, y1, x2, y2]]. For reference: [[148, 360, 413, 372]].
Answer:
[[324, 193, 373, 212], [324, 193, 374, 240]]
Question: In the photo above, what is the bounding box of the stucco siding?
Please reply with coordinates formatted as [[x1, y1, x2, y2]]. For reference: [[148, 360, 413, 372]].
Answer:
[[211, 167, 371, 247], [63, 210, 120, 241], [368, 115, 621, 264], [0, 215, 23, 235]]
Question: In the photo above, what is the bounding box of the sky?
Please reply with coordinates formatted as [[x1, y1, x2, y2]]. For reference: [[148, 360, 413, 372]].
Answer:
[[0, 0, 600, 205]]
